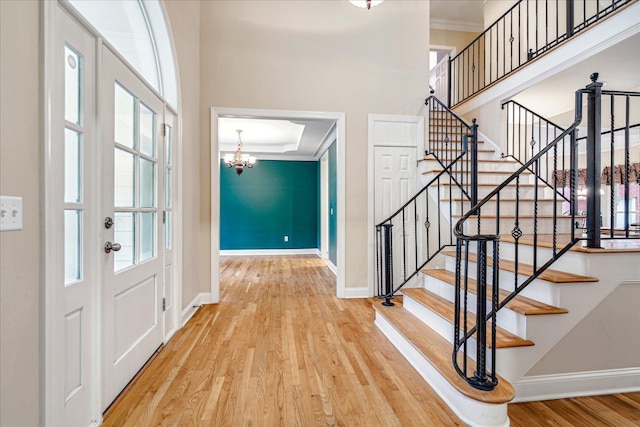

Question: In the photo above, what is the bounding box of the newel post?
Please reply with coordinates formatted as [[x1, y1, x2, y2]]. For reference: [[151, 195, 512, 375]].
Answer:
[[585, 73, 603, 248]]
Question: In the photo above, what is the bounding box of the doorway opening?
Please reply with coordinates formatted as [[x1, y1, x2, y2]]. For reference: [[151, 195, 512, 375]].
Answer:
[[429, 45, 456, 105], [210, 108, 346, 302]]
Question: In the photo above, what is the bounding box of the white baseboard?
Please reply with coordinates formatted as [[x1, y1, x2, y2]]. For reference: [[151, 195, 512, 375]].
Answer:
[[326, 259, 337, 275], [343, 286, 371, 299], [513, 367, 640, 402], [220, 248, 320, 256], [181, 292, 211, 326]]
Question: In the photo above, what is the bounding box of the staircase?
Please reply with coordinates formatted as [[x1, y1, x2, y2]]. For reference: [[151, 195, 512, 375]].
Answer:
[[373, 82, 640, 426]]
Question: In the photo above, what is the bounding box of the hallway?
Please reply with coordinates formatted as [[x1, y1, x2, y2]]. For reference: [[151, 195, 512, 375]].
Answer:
[[103, 256, 640, 426]]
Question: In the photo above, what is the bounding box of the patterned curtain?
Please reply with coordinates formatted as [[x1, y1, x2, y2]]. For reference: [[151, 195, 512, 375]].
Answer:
[[554, 168, 587, 187], [555, 163, 640, 187], [601, 163, 640, 185]]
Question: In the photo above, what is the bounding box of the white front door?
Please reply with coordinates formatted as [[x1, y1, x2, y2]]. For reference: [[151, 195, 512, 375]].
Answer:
[[101, 48, 165, 409]]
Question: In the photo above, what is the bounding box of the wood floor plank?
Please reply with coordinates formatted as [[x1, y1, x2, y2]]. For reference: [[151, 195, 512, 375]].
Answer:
[[102, 256, 640, 426]]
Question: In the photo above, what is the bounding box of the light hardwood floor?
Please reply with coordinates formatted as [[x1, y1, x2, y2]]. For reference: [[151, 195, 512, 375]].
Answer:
[[103, 256, 640, 426]]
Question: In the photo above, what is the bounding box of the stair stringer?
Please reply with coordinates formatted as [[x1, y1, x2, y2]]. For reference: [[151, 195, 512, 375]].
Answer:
[[374, 313, 510, 427], [496, 252, 640, 384]]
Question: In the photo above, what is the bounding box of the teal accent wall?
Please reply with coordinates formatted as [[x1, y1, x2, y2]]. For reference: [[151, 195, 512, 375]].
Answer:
[[220, 160, 318, 250], [328, 141, 337, 265]]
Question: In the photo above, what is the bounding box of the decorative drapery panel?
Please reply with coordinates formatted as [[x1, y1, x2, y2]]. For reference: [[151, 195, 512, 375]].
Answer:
[[601, 163, 640, 185], [555, 163, 640, 187]]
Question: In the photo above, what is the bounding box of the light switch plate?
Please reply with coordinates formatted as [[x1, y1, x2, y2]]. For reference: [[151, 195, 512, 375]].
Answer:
[[0, 196, 23, 231]]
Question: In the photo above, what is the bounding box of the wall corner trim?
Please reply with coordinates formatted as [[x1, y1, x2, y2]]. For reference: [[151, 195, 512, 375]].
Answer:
[[181, 292, 212, 327]]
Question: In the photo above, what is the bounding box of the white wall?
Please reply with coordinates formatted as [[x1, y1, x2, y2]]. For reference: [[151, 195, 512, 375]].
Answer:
[[163, 0, 204, 309], [527, 283, 640, 375], [198, 0, 430, 291], [0, 1, 41, 425]]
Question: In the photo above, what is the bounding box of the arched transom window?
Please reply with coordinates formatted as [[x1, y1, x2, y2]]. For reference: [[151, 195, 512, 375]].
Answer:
[[69, 0, 178, 108]]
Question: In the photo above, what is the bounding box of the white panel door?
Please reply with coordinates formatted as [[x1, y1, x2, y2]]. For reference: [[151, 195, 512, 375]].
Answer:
[[55, 7, 99, 425], [374, 146, 419, 286], [101, 48, 165, 409], [374, 147, 418, 223], [434, 54, 450, 105]]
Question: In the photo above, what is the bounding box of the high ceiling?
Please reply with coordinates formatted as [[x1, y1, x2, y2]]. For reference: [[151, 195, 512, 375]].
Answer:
[[430, 0, 484, 32]]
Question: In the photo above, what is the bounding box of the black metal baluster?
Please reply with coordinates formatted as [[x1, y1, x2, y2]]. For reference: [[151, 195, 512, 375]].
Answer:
[[624, 95, 631, 238], [610, 95, 615, 237]]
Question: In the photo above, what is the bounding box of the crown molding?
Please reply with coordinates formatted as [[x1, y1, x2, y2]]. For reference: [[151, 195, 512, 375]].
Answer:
[[430, 18, 483, 33]]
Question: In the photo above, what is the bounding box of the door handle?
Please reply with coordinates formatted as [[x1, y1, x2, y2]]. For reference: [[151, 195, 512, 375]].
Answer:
[[104, 241, 122, 254]]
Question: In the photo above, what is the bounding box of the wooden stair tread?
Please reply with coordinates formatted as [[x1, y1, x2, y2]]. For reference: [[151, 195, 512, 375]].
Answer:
[[425, 148, 495, 154], [402, 288, 534, 349], [420, 159, 514, 165], [452, 213, 584, 219], [373, 304, 515, 404], [440, 182, 535, 187], [421, 269, 568, 316], [440, 250, 598, 283], [499, 234, 640, 253], [424, 170, 527, 175], [442, 197, 558, 203]]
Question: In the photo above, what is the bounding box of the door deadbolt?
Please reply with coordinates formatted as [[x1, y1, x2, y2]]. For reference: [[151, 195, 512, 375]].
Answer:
[[104, 216, 114, 229]]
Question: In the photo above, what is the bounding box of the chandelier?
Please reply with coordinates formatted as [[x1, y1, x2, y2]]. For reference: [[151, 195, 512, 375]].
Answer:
[[224, 129, 256, 175], [349, 0, 384, 10]]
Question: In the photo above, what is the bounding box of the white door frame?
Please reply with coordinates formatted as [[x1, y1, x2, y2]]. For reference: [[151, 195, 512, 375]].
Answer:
[[367, 114, 425, 297], [42, 1, 182, 424], [210, 107, 346, 299], [320, 151, 329, 261]]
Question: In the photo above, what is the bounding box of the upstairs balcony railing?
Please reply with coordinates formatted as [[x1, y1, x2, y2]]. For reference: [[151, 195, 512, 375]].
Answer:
[[449, 0, 634, 106]]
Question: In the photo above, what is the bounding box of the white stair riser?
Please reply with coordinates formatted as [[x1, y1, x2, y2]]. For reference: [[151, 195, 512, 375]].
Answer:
[[422, 160, 520, 172], [458, 216, 578, 235], [424, 274, 528, 337], [404, 295, 482, 359], [425, 150, 496, 161], [450, 200, 563, 216], [488, 241, 590, 276], [438, 186, 541, 199], [425, 171, 536, 185], [444, 256, 561, 307]]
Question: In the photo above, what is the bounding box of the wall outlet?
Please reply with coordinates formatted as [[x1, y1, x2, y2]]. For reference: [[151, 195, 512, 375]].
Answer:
[[284, 235, 289, 242], [0, 196, 23, 231]]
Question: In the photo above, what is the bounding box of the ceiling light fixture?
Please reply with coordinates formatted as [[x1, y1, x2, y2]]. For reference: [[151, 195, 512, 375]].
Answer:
[[224, 129, 256, 175], [349, 0, 384, 10]]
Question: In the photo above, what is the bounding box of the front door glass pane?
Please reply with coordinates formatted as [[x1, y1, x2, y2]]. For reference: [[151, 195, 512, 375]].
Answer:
[[165, 168, 171, 208], [114, 84, 135, 149], [64, 209, 82, 284], [139, 158, 155, 208], [114, 148, 135, 207], [139, 103, 155, 157], [165, 211, 172, 250], [64, 128, 82, 203], [140, 212, 155, 262], [64, 45, 81, 125], [165, 125, 172, 165], [114, 212, 135, 271]]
